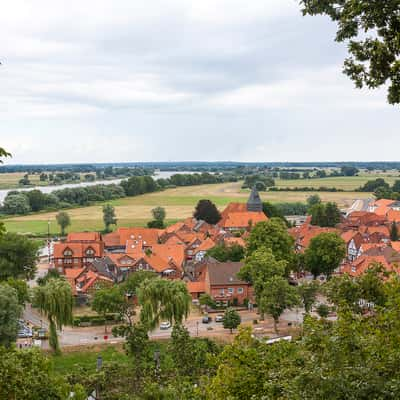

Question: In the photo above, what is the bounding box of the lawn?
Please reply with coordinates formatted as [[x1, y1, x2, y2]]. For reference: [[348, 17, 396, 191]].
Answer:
[[2, 181, 373, 235], [51, 345, 129, 375]]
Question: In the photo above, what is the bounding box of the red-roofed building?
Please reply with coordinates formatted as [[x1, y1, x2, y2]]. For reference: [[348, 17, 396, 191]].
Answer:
[[67, 232, 102, 242], [53, 241, 104, 272], [341, 255, 393, 277]]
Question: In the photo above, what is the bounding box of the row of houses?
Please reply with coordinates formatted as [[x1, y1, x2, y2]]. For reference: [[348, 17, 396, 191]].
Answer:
[[52, 187, 266, 301], [290, 198, 400, 278]]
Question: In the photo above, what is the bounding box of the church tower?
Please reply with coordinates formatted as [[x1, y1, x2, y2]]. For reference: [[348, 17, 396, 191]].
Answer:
[[247, 186, 263, 212]]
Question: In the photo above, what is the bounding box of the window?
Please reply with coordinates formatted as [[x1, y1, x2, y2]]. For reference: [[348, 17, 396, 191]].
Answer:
[[219, 288, 225, 295], [86, 248, 95, 256], [237, 287, 244, 294], [64, 249, 73, 256], [74, 258, 78, 263], [228, 288, 234, 294], [58, 259, 62, 265], [351, 266, 356, 273]]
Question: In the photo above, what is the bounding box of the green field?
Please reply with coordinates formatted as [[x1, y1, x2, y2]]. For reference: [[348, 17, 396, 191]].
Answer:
[[2, 182, 373, 236]]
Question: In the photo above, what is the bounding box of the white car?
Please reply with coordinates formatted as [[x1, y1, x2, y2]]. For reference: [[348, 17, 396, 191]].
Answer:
[[160, 321, 171, 330]]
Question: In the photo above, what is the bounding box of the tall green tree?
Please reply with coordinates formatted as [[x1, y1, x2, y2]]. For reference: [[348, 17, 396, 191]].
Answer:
[[102, 204, 117, 232], [222, 308, 241, 334], [0, 233, 39, 280], [193, 199, 221, 224], [301, 0, 400, 104], [138, 278, 191, 330], [305, 232, 346, 279], [2, 278, 30, 305], [92, 287, 125, 332], [259, 276, 300, 333], [151, 206, 166, 223], [0, 284, 22, 347], [207, 243, 245, 262], [2, 193, 31, 215], [298, 280, 319, 314], [33, 279, 73, 354], [246, 218, 295, 266], [238, 247, 287, 319], [55, 211, 71, 236]]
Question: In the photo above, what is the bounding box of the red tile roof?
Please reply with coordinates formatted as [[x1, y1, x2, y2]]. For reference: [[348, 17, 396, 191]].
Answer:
[[67, 232, 101, 242], [53, 241, 104, 258], [187, 281, 206, 294]]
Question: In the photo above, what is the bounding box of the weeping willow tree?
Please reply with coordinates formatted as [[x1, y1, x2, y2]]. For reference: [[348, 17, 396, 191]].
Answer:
[[138, 278, 191, 330], [33, 278, 73, 354]]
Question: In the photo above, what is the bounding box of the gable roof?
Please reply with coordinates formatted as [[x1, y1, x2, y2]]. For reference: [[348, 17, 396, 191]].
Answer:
[[53, 241, 104, 258], [67, 232, 101, 242], [207, 261, 246, 285], [220, 211, 268, 229]]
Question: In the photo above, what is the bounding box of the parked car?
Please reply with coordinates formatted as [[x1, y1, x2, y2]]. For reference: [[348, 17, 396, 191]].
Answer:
[[215, 315, 224, 323], [202, 316, 212, 324], [160, 321, 171, 330]]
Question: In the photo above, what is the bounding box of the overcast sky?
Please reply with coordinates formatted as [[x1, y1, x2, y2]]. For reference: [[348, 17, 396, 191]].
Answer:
[[0, 0, 398, 165]]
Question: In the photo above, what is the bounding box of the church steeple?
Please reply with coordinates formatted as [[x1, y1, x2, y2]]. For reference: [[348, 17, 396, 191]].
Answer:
[[247, 186, 262, 212]]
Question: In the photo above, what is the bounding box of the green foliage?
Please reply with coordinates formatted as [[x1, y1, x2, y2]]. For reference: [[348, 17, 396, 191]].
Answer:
[[193, 199, 221, 224], [147, 219, 165, 229], [0, 232, 39, 280], [259, 276, 300, 332], [55, 211, 71, 236], [138, 279, 191, 330], [102, 203, 117, 232], [151, 206, 166, 222], [298, 280, 319, 313], [340, 166, 359, 176], [222, 308, 241, 333], [37, 268, 62, 286], [315, 303, 330, 318], [2, 193, 31, 214], [0, 347, 69, 399], [0, 284, 22, 346], [305, 232, 346, 278], [246, 218, 295, 266], [2, 278, 30, 305], [199, 293, 216, 309], [359, 178, 390, 192], [0, 147, 11, 162], [207, 243, 245, 262], [307, 194, 321, 209], [310, 202, 341, 227], [242, 174, 275, 189], [301, 0, 400, 104], [92, 287, 125, 331], [33, 279, 73, 354]]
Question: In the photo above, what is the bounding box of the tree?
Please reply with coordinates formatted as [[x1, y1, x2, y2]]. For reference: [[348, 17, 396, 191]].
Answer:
[[246, 218, 295, 266], [169, 324, 193, 376], [92, 287, 125, 332], [0, 147, 11, 163], [298, 280, 319, 314], [222, 308, 241, 333], [307, 194, 321, 209], [259, 276, 300, 333], [310, 202, 341, 227], [2, 193, 31, 215], [207, 243, 245, 262], [37, 268, 62, 286], [25, 190, 46, 212], [391, 221, 399, 241], [301, 1, 400, 104], [0, 284, 22, 347], [359, 178, 390, 192], [193, 199, 221, 224], [151, 206, 166, 223], [238, 247, 287, 319], [56, 211, 71, 236], [102, 204, 117, 232], [305, 232, 346, 279], [33, 279, 73, 354], [0, 233, 39, 281], [138, 278, 191, 330], [2, 278, 30, 305], [147, 219, 164, 229], [199, 293, 216, 310], [0, 347, 70, 399], [340, 166, 359, 176]]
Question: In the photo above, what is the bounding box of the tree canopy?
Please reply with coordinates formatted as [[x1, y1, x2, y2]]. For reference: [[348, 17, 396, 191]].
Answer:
[[301, 0, 400, 104], [193, 199, 221, 224], [0, 284, 22, 347]]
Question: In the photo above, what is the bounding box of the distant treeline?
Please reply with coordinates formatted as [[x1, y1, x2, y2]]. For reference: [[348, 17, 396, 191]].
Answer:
[[0, 173, 238, 216], [269, 187, 344, 192], [358, 178, 400, 200]]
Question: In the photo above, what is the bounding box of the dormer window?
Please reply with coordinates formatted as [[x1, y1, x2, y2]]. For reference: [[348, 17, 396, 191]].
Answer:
[[86, 248, 95, 256], [64, 249, 73, 257]]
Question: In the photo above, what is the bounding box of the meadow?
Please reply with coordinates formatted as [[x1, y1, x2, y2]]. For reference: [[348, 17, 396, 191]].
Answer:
[[2, 181, 373, 236]]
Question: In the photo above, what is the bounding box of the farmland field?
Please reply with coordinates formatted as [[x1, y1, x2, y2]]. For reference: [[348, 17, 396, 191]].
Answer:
[[2, 182, 373, 236]]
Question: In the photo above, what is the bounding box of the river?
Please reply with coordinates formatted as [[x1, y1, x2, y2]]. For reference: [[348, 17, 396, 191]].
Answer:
[[0, 171, 195, 203]]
